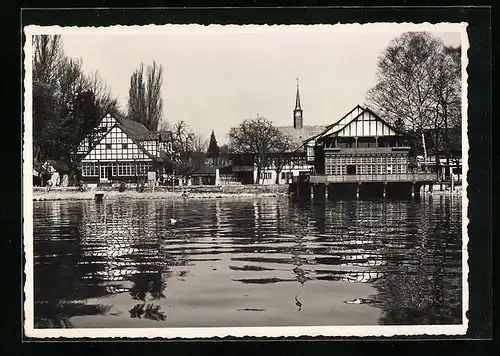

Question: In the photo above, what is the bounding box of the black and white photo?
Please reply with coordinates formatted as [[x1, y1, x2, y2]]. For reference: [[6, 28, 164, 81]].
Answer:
[[23, 22, 469, 338]]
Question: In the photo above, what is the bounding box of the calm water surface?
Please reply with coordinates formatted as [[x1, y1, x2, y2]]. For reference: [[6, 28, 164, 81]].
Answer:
[[33, 196, 462, 328]]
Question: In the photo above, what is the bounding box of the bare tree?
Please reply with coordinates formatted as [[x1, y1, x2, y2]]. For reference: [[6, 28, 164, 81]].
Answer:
[[432, 45, 462, 177], [128, 64, 147, 125], [84, 70, 120, 117], [165, 120, 204, 182], [228, 116, 283, 184], [269, 134, 299, 184], [127, 61, 163, 131], [158, 120, 171, 132], [193, 133, 209, 153], [366, 32, 444, 168], [32, 35, 120, 184], [146, 61, 163, 131], [33, 35, 64, 87]]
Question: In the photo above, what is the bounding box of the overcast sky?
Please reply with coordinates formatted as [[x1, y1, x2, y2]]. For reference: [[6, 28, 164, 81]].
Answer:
[[60, 25, 462, 144]]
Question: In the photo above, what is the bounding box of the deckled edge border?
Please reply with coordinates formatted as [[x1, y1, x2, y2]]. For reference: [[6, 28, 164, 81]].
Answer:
[[22, 22, 470, 339]]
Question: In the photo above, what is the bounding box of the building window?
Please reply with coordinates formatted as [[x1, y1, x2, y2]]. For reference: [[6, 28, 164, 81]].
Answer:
[[307, 146, 314, 160], [122, 143, 128, 149], [262, 172, 272, 180], [106, 143, 112, 149], [81, 163, 97, 176], [325, 156, 335, 175]]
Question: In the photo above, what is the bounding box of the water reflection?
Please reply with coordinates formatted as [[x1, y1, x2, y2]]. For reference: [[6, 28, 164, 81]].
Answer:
[[33, 195, 462, 327]]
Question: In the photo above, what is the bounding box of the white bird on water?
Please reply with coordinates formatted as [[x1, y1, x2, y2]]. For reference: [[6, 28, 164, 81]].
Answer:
[[169, 218, 177, 225]]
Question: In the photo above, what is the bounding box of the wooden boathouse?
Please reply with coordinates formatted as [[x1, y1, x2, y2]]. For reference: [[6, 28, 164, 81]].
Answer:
[[293, 105, 437, 199]]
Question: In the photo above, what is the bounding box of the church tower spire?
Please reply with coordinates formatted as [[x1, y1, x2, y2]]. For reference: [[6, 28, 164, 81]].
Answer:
[[293, 78, 303, 129]]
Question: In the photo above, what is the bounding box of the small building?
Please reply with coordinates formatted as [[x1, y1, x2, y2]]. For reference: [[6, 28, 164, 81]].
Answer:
[[190, 158, 241, 186], [190, 166, 218, 185], [76, 113, 173, 186], [34, 160, 71, 187], [419, 126, 462, 182], [305, 105, 437, 198]]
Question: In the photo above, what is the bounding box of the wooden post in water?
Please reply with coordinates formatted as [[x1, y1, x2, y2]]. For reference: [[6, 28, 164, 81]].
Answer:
[[94, 193, 104, 202], [325, 183, 329, 200], [310, 184, 314, 199], [382, 183, 387, 198], [356, 183, 360, 199], [411, 182, 415, 199]]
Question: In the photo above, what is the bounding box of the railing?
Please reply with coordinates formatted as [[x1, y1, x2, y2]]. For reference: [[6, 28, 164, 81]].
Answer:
[[323, 147, 411, 153], [309, 172, 437, 184], [231, 165, 255, 172]]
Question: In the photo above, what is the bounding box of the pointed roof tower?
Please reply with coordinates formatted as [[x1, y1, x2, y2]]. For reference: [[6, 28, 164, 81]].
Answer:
[[295, 78, 302, 111], [293, 78, 303, 129]]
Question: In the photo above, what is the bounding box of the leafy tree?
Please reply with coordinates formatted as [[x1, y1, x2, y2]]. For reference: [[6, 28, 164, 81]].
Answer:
[[127, 61, 164, 131], [228, 116, 284, 184], [206, 130, 220, 158]]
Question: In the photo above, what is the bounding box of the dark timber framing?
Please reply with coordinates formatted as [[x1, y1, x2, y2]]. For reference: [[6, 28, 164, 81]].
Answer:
[[298, 105, 437, 199]]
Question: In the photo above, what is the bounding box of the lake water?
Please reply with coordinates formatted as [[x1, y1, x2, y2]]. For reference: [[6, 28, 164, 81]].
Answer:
[[32, 195, 463, 328]]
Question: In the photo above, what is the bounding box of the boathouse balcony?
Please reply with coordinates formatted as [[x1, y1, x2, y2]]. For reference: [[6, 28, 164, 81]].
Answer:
[[309, 172, 437, 184], [322, 146, 411, 154]]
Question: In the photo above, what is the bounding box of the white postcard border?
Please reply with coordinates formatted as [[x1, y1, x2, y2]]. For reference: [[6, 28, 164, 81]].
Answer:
[[23, 22, 470, 339]]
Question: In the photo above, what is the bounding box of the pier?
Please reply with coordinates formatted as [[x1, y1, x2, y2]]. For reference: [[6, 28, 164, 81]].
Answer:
[[291, 172, 437, 200]]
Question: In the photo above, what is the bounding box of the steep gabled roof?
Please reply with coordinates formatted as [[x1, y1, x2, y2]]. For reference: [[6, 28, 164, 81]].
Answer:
[[80, 113, 160, 162], [324, 104, 365, 131], [312, 106, 409, 143], [112, 113, 159, 141], [303, 104, 366, 144], [332, 107, 402, 136], [278, 125, 326, 150]]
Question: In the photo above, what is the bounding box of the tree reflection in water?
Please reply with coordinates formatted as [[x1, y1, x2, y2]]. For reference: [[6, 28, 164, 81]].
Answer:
[[35, 302, 113, 328], [34, 202, 116, 328], [34, 196, 463, 327], [368, 196, 462, 325], [129, 303, 167, 321]]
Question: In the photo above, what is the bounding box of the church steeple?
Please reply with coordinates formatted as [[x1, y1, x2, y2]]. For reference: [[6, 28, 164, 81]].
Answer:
[[293, 78, 303, 129]]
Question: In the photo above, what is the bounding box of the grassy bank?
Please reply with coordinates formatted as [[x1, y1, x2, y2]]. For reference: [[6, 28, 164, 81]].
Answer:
[[32, 185, 290, 201]]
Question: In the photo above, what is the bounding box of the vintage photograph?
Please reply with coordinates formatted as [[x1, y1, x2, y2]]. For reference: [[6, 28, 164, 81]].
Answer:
[[23, 23, 468, 338]]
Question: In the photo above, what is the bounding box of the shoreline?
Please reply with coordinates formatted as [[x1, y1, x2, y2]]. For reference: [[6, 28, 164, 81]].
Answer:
[[31, 188, 462, 201], [32, 190, 290, 201]]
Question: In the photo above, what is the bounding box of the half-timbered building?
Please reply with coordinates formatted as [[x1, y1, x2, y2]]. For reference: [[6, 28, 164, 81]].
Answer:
[[76, 113, 173, 186], [304, 105, 437, 198]]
